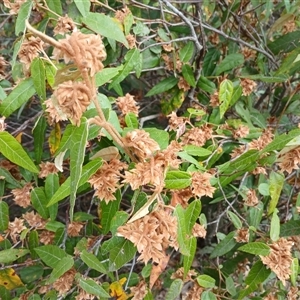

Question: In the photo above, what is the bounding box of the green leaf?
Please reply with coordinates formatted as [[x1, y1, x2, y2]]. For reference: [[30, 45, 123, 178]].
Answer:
[[83, 12, 128, 46], [0, 131, 39, 173], [109, 239, 137, 271], [185, 201, 201, 232], [238, 242, 270, 256], [110, 211, 129, 235], [0, 167, 21, 188], [0, 249, 29, 263], [31, 58, 46, 101], [124, 11, 134, 35], [74, 0, 90, 17], [45, 0, 62, 17], [174, 205, 190, 256], [48, 159, 102, 206], [268, 171, 284, 215], [210, 231, 236, 258], [201, 291, 217, 300], [179, 41, 194, 63], [100, 190, 121, 234], [47, 256, 74, 284], [165, 279, 183, 300], [45, 174, 59, 221], [270, 209, 280, 241], [197, 275, 216, 288], [219, 79, 233, 118], [109, 49, 140, 88], [0, 201, 9, 231], [291, 257, 298, 287], [183, 237, 196, 279], [15, 0, 32, 35], [203, 48, 221, 76], [79, 278, 110, 298], [249, 202, 264, 229], [280, 220, 300, 237], [225, 276, 236, 296], [182, 64, 196, 87], [144, 128, 169, 150], [33, 116, 47, 164], [197, 76, 216, 94], [183, 145, 212, 157], [80, 250, 107, 274], [239, 74, 289, 83], [215, 54, 244, 75], [34, 245, 67, 268], [227, 211, 242, 229], [28, 231, 39, 259], [69, 118, 89, 221], [0, 78, 35, 117], [245, 260, 271, 285], [165, 171, 191, 190], [45, 63, 57, 87], [262, 129, 300, 153], [125, 113, 139, 129], [31, 187, 49, 219], [268, 30, 300, 54], [145, 76, 179, 97], [95, 67, 122, 87]]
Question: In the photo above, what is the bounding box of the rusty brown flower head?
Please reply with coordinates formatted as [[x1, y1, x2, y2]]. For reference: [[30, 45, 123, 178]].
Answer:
[[54, 15, 76, 35], [116, 93, 139, 116]]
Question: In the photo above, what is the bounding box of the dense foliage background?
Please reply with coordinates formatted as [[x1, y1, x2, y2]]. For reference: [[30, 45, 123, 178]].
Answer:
[[1, 0, 300, 299]]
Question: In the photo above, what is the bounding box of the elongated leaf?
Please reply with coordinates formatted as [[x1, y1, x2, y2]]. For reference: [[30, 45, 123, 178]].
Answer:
[[291, 257, 298, 286], [95, 67, 122, 87], [268, 171, 284, 215], [31, 187, 49, 219], [31, 58, 46, 101], [268, 30, 300, 54], [227, 211, 242, 229], [201, 291, 217, 300], [239, 74, 289, 83], [225, 276, 236, 296], [45, 0, 62, 16], [270, 209, 280, 241], [165, 279, 183, 300], [82, 12, 128, 46], [109, 239, 137, 271], [0, 132, 38, 173], [174, 205, 189, 256], [110, 49, 140, 88], [0, 201, 9, 231], [238, 242, 270, 256], [219, 79, 233, 118], [185, 201, 201, 232], [33, 116, 46, 164], [80, 250, 107, 274], [45, 174, 59, 221], [125, 112, 139, 129], [245, 260, 271, 285], [79, 277, 110, 298], [100, 190, 121, 234], [249, 202, 264, 229], [197, 76, 216, 94], [280, 220, 300, 237], [48, 159, 102, 206], [165, 171, 191, 190], [183, 145, 212, 157], [215, 54, 244, 75], [15, 0, 32, 35], [0, 167, 22, 188], [0, 78, 35, 117], [262, 129, 300, 153], [47, 256, 74, 284], [69, 118, 88, 221], [183, 237, 196, 279], [210, 231, 236, 258], [197, 275, 215, 288], [182, 64, 196, 87], [0, 249, 29, 263], [179, 41, 194, 63], [145, 76, 179, 97], [34, 245, 67, 268], [144, 128, 169, 150], [74, 0, 90, 17], [203, 48, 221, 76]]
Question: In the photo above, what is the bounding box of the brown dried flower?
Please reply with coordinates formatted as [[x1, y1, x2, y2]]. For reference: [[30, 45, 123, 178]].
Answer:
[[178, 77, 190, 92], [126, 34, 136, 49], [75, 289, 95, 300], [89, 158, 127, 203], [52, 31, 106, 76], [260, 238, 293, 285], [115, 6, 131, 23], [287, 287, 299, 300], [18, 37, 44, 71], [191, 172, 216, 198], [123, 129, 160, 161], [242, 47, 256, 60], [8, 218, 26, 243], [0, 117, 7, 132], [183, 282, 204, 300], [192, 223, 207, 238], [277, 146, 300, 174], [39, 162, 59, 178], [171, 267, 197, 282], [0, 56, 9, 80], [12, 182, 33, 208], [53, 268, 76, 295], [116, 93, 139, 116], [23, 211, 46, 229], [235, 228, 249, 243], [233, 125, 249, 139], [54, 15, 76, 35], [45, 81, 91, 126], [240, 78, 257, 96], [209, 91, 219, 107], [67, 222, 84, 237], [3, 0, 26, 15], [245, 189, 259, 206], [181, 124, 212, 147], [39, 230, 55, 245], [130, 281, 148, 300]]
